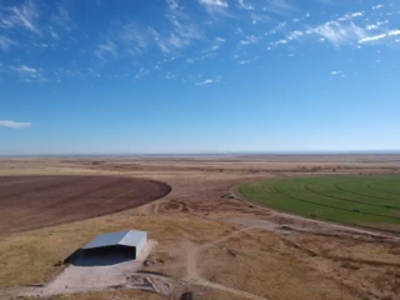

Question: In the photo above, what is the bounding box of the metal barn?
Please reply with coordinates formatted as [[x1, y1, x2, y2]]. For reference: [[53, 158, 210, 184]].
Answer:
[[82, 230, 147, 260]]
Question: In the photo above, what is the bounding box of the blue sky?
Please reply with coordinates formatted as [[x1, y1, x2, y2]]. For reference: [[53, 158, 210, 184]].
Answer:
[[1, 0, 399, 155]]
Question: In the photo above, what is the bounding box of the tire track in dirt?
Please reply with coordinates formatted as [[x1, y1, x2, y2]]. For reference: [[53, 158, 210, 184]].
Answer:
[[183, 227, 270, 300], [272, 183, 400, 221], [334, 180, 395, 202], [366, 180, 400, 197], [303, 182, 400, 211]]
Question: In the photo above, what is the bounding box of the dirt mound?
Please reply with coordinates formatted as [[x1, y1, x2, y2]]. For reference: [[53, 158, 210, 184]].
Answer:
[[158, 200, 192, 213], [0, 176, 171, 235]]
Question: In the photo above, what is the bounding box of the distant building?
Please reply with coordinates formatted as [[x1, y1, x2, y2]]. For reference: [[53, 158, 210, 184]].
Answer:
[[82, 230, 147, 260]]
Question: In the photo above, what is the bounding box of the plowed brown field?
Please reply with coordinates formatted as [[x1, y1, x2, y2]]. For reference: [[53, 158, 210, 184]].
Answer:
[[0, 176, 171, 235]]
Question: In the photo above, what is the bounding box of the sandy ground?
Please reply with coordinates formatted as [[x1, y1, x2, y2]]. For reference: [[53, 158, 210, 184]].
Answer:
[[0, 156, 400, 300]]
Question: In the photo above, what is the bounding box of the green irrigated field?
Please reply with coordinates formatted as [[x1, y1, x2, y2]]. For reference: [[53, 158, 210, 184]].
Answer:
[[237, 176, 400, 233]]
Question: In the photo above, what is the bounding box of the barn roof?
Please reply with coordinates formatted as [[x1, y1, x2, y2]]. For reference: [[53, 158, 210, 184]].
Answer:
[[82, 230, 147, 250]]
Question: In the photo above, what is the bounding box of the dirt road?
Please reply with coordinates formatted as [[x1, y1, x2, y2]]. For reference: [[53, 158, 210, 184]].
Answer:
[[183, 227, 270, 300]]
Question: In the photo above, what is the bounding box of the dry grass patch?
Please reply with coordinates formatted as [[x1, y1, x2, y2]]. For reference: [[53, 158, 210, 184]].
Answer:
[[197, 289, 247, 300], [283, 233, 400, 299], [199, 229, 355, 300], [15, 290, 164, 300], [0, 214, 236, 288], [287, 233, 400, 265]]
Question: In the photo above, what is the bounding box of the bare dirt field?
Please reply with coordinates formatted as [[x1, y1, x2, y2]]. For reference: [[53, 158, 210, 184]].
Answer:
[[0, 175, 171, 235], [1, 155, 400, 300]]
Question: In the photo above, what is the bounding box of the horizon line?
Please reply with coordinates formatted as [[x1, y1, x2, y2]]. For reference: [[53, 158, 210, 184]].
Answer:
[[1, 150, 400, 158]]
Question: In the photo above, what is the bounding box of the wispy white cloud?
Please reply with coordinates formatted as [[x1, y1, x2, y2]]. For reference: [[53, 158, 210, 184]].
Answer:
[[272, 39, 288, 46], [51, 5, 74, 32], [360, 29, 400, 43], [359, 33, 386, 43], [263, 0, 295, 15], [238, 0, 254, 10], [165, 72, 176, 80], [10, 65, 37, 74], [0, 0, 40, 33], [0, 0, 398, 85], [0, 120, 31, 129], [96, 0, 203, 59], [372, 4, 384, 10], [238, 56, 258, 64], [287, 30, 303, 40], [198, 0, 229, 15], [135, 67, 149, 79], [166, 0, 180, 10], [366, 21, 388, 31], [337, 11, 364, 22], [199, 0, 228, 8], [195, 78, 220, 86], [186, 51, 216, 64], [308, 21, 366, 45], [331, 71, 342, 75], [10, 65, 46, 82], [267, 22, 287, 35], [0, 35, 16, 50], [250, 12, 270, 24], [48, 26, 59, 40], [239, 34, 258, 45], [95, 41, 117, 59], [276, 8, 399, 49], [166, 10, 203, 45], [210, 45, 219, 50], [235, 27, 245, 35]]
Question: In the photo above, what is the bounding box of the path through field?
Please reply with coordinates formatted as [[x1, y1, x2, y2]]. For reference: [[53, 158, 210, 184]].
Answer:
[[179, 227, 270, 300]]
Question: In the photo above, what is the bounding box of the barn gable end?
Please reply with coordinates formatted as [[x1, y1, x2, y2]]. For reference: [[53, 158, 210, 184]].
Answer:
[[82, 230, 147, 259]]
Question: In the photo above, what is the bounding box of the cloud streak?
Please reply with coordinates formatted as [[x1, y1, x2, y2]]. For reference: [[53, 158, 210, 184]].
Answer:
[[264, 0, 295, 15], [279, 9, 399, 48], [10, 65, 46, 82], [0, 35, 16, 50], [0, 0, 398, 84], [50, 5, 74, 32], [238, 0, 254, 10], [311, 21, 366, 45], [95, 41, 117, 59], [95, 0, 204, 59], [199, 0, 228, 8], [195, 78, 220, 86], [360, 29, 400, 43], [0, 120, 32, 129], [198, 0, 229, 15], [0, 0, 40, 33]]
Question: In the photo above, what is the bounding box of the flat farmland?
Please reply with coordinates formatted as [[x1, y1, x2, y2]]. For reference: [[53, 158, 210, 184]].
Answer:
[[237, 175, 400, 233], [0, 176, 171, 235], [1, 157, 400, 300]]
